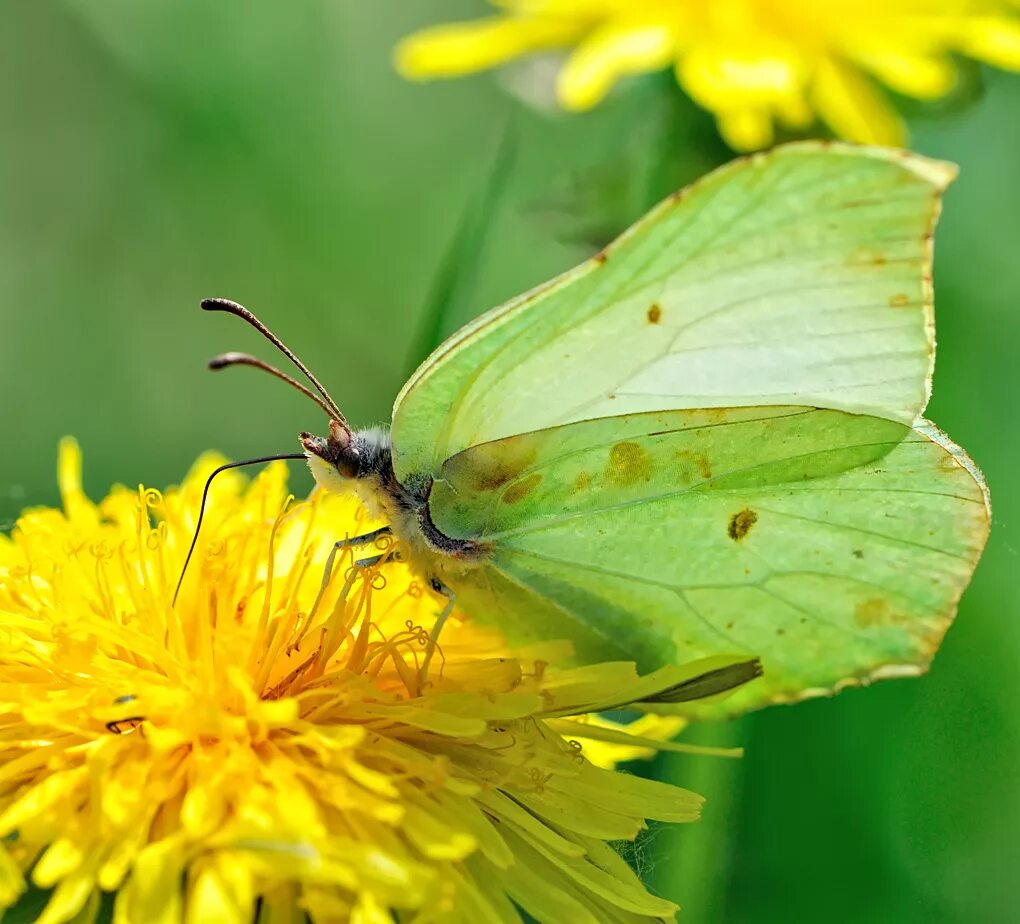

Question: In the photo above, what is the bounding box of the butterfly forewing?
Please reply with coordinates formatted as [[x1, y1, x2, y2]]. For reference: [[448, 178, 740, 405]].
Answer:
[[391, 143, 954, 485]]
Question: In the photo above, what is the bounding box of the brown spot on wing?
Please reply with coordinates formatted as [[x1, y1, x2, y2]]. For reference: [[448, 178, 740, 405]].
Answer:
[[727, 508, 758, 541], [938, 453, 961, 474], [647, 303, 662, 324], [848, 246, 888, 266], [854, 597, 897, 628], [889, 293, 911, 308], [675, 449, 712, 482], [574, 471, 591, 493], [463, 441, 538, 491], [501, 472, 543, 506], [605, 441, 652, 486]]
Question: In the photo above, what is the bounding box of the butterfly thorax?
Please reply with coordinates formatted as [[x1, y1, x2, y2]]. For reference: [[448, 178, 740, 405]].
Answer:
[[301, 422, 484, 575]]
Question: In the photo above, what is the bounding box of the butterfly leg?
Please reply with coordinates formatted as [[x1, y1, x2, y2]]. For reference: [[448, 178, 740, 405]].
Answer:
[[294, 528, 396, 651], [418, 577, 455, 690], [314, 526, 392, 598], [293, 530, 399, 652], [352, 551, 397, 569], [339, 526, 393, 551]]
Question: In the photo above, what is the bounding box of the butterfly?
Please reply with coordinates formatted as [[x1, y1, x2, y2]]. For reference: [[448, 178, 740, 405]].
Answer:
[[203, 143, 989, 718]]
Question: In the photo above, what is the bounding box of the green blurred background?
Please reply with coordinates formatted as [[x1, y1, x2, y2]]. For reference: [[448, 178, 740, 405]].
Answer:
[[1, 3, 1016, 922]]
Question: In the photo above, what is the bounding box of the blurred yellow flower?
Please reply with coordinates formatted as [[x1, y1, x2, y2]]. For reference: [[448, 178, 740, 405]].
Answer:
[[396, 0, 1020, 149], [0, 440, 751, 923]]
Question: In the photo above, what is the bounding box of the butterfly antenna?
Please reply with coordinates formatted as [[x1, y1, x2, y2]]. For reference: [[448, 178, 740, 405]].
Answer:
[[201, 298, 347, 426], [208, 352, 336, 418], [172, 452, 306, 607]]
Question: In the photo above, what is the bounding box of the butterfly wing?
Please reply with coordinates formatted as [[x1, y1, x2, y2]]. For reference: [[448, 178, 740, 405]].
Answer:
[[428, 407, 989, 717], [390, 143, 954, 485]]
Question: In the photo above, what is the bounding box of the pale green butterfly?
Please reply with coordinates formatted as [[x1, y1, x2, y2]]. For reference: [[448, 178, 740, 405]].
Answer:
[[203, 143, 989, 718]]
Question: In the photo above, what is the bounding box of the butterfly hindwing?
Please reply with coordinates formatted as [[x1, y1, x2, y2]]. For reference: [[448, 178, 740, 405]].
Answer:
[[429, 407, 989, 716]]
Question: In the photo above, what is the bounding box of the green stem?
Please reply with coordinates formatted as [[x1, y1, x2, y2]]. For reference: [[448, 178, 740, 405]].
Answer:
[[403, 121, 519, 374], [650, 719, 745, 922]]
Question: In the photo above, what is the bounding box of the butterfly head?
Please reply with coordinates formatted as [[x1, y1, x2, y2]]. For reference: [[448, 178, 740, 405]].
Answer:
[[301, 418, 360, 492]]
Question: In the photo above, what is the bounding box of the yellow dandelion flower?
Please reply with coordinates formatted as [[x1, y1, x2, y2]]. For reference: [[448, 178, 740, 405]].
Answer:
[[0, 440, 756, 923], [396, 0, 1020, 149]]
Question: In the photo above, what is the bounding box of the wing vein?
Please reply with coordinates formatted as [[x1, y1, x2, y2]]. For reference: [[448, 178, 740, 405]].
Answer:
[[498, 546, 748, 651]]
